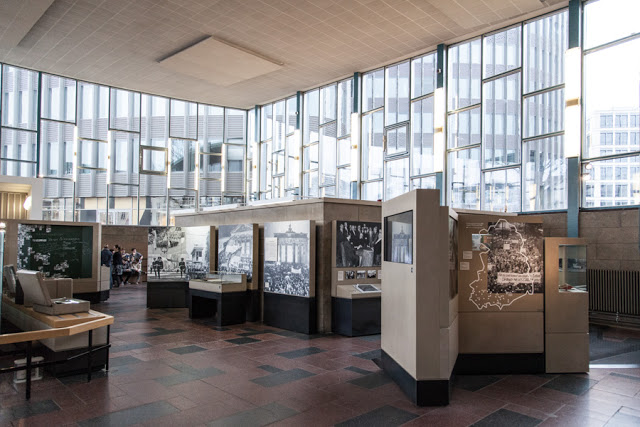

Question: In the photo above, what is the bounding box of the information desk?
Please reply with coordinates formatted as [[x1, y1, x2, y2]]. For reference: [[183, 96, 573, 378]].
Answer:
[[188, 273, 247, 326], [1, 296, 114, 399], [146, 276, 190, 308]]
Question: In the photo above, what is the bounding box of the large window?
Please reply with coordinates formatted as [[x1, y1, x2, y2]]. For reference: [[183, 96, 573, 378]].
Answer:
[[447, 10, 567, 212], [582, 0, 640, 208]]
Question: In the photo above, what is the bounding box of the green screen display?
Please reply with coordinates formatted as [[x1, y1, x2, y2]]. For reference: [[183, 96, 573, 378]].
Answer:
[[17, 224, 93, 279]]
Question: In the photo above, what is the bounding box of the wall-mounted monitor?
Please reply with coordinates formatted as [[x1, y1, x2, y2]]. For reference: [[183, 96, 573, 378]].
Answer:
[[384, 211, 413, 264]]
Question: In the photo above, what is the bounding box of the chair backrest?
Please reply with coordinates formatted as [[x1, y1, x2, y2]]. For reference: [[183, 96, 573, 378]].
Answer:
[[16, 270, 53, 307]]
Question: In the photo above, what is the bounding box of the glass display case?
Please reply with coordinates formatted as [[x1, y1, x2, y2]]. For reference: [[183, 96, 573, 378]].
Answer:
[[558, 245, 587, 292], [189, 271, 247, 293]]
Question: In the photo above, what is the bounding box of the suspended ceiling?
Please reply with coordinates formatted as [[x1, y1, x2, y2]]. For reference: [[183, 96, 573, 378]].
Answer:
[[0, 0, 565, 110]]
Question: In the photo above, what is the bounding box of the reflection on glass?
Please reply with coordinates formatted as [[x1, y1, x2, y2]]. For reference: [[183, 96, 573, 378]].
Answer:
[[483, 26, 521, 79], [362, 69, 384, 112], [412, 97, 434, 175], [558, 245, 587, 292], [523, 136, 566, 211], [523, 11, 567, 94], [385, 157, 409, 201], [447, 39, 481, 111], [411, 52, 436, 99], [448, 147, 481, 209], [362, 110, 384, 181], [483, 73, 521, 168], [523, 89, 564, 139], [447, 106, 481, 149], [385, 61, 410, 126], [483, 168, 521, 212]]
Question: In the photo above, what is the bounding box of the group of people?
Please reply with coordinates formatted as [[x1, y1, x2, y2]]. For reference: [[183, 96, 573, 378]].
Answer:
[[100, 245, 143, 288]]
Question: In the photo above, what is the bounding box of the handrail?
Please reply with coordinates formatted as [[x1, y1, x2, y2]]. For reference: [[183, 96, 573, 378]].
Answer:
[[0, 315, 113, 345]]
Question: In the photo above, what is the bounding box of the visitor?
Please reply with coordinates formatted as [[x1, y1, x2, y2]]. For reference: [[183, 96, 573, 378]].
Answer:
[[101, 244, 113, 289], [112, 245, 123, 287]]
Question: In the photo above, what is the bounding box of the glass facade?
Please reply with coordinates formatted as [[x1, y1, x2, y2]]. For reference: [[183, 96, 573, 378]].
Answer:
[[1, 0, 639, 220]]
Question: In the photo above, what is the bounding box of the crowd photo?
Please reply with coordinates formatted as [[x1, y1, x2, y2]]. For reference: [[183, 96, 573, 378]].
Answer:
[[486, 221, 544, 294], [263, 221, 312, 297], [336, 221, 382, 268]]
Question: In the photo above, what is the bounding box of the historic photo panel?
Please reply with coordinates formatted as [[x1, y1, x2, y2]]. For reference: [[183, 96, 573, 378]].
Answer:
[[335, 220, 382, 268], [218, 224, 254, 281], [148, 226, 209, 279], [263, 221, 312, 297], [484, 220, 544, 294]]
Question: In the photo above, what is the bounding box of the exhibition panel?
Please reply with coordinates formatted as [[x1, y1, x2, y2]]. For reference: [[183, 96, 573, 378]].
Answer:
[[217, 223, 260, 321], [188, 273, 248, 326], [263, 220, 316, 333], [331, 219, 382, 336], [456, 213, 545, 373], [381, 189, 458, 406]]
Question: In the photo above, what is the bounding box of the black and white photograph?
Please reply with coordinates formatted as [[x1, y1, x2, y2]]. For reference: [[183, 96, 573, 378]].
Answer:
[[367, 270, 377, 279], [148, 226, 210, 279], [486, 220, 544, 294], [345, 270, 356, 280], [355, 284, 380, 293], [263, 221, 312, 297], [336, 220, 382, 268], [218, 224, 255, 282], [471, 233, 492, 251], [384, 211, 413, 264], [356, 270, 366, 279]]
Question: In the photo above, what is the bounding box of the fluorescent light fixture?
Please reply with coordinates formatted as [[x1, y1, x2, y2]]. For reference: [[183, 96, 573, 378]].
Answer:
[[106, 130, 112, 184], [23, 195, 32, 211], [72, 126, 78, 182], [167, 138, 172, 189], [350, 112, 360, 182], [433, 87, 446, 172], [564, 47, 581, 158]]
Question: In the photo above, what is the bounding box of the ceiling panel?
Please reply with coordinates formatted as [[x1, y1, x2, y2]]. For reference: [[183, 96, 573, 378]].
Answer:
[[0, 0, 566, 109]]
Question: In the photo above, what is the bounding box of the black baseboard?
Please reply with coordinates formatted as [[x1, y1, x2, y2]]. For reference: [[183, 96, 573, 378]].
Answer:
[[264, 292, 316, 334], [189, 289, 246, 326], [146, 281, 189, 308], [381, 350, 452, 406], [73, 290, 109, 304], [332, 297, 381, 337], [245, 289, 261, 322], [454, 353, 545, 375]]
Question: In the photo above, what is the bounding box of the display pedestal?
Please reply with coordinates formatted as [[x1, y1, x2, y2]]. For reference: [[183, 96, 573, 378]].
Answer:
[[146, 278, 189, 308], [332, 296, 380, 337], [188, 289, 246, 326], [454, 354, 544, 374], [264, 292, 316, 334], [74, 290, 109, 304]]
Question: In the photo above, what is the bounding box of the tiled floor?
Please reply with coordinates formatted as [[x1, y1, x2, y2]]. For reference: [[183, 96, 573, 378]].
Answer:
[[2, 284, 640, 426]]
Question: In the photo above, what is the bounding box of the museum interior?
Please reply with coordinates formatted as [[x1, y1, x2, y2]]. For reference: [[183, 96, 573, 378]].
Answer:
[[1, 0, 640, 425]]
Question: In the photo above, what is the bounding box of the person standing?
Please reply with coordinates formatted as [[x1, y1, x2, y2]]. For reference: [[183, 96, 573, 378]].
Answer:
[[101, 244, 113, 289], [179, 258, 186, 278], [112, 245, 123, 287]]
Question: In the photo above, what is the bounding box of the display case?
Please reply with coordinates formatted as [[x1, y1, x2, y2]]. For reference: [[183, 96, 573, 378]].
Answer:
[[188, 272, 247, 326], [545, 238, 589, 373]]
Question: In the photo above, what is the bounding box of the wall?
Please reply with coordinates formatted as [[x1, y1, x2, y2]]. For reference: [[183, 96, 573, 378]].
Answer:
[[532, 208, 640, 271]]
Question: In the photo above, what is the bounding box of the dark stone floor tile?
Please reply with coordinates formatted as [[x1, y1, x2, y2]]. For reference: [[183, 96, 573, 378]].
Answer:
[[258, 365, 283, 373], [277, 346, 325, 359], [168, 363, 225, 379], [110, 342, 152, 352], [121, 318, 159, 324], [141, 328, 186, 337], [213, 326, 231, 331], [454, 375, 502, 392], [353, 349, 382, 360], [336, 405, 418, 427], [208, 402, 298, 426], [347, 372, 392, 389], [471, 408, 541, 427], [357, 334, 381, 342], [168, 345, 207, 355], [78, 401, 178, 427], [251, 368, 315, 388], [610, 372, 640, 382], [543, 375, 598, 395], [345, 366, 373, 375], [154, 372, 199, 387], [238, 330, 278, 337], [59, 369, 108, 384], [109, 355, 142, 367], [0, 399, 60, 423], [226, 337, 261, 345]]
